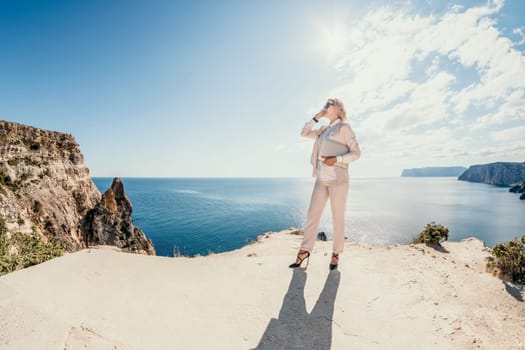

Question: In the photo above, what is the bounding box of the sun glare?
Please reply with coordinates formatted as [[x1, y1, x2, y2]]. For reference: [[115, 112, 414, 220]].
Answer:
[[311, 19, 349, 61]]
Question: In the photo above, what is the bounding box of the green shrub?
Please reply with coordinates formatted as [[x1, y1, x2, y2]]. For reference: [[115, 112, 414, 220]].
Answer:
[[29, 142, 40, 151], [412, 222, 449, 246], [0, 217, 13, 273], [0, 217, 8, 255], [0, 172, 21, 192], [7, 158, 20, 166], [487, 235, 525, 284], [9, 232, 64, 269], [22, 156, 39, 166], [1, 215, 64, 275], [0, 231, 63, 275]]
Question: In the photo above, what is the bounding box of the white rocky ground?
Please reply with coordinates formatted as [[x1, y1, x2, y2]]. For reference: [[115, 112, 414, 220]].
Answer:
[[0, 229, 524, 349]]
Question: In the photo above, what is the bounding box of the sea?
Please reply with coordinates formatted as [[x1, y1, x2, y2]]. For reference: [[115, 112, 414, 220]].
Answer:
[[91, 177, 525, 257]]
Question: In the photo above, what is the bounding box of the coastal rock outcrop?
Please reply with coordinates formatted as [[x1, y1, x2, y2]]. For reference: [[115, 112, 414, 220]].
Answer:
[[0, 120, 155, 255], [458, 162, 525, 186], [82, 178, 155, 255], [509, 182, 525, 193]]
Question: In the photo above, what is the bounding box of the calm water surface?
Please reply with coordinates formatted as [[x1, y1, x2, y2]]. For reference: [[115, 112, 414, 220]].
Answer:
[[92, 177, 525, 257]]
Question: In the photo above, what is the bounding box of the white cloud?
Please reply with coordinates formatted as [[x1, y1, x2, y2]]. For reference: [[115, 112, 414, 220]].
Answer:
[[321, 0, 525, 171], [476, 89, 525, 126], [425, 56, 440, 76], [475, 142, 525, 158], [513, 27, 525, 46], [491, 125, 525, 141]]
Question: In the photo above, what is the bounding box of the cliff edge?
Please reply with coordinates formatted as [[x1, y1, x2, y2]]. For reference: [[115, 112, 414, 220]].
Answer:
[[458, 161, 525, 186]]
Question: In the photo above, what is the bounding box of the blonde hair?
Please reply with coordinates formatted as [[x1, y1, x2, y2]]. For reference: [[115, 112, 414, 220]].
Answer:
[[331, 98, 347, 122]]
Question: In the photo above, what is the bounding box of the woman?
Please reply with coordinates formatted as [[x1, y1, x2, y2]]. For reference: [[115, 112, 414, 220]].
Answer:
[[289, 98, 361, 270]]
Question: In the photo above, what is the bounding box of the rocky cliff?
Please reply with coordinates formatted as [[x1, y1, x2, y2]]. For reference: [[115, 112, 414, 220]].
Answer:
[[458, 162, 525, 186], [0, 120, 155, 255], [82, 178, 155, 255]]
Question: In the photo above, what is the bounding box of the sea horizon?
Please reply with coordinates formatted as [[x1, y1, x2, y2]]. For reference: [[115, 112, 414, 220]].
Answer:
[[92, 177, 525, 257]]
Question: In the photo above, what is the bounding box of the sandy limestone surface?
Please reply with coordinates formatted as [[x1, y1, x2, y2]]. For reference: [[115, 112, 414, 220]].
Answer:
[[0, 229, 524, 350]]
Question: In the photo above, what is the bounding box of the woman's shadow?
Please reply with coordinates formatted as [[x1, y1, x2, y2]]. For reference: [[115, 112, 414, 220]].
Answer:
[[254, 269, 341, 350]]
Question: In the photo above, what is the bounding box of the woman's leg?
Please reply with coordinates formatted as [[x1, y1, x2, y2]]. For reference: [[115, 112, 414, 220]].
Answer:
[[329, 181, 349, 254], [300, 181, 329, 253]]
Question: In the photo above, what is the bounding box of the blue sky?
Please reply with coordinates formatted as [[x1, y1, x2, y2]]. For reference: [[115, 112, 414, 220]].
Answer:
[[1, 0, 524, 177]]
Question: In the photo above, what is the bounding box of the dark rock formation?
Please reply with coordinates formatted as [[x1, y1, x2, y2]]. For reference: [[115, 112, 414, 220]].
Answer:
[[82, 178, 155, 255], [401, 166, 467, 177], [509, 183, 525, 194], [0, 120, 155, 255], [458, 162, 525, 186]]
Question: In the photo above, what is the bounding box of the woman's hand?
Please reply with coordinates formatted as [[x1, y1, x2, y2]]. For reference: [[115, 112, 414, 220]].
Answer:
[[323, 156, 337, 166], [314, 109, 327, 120]]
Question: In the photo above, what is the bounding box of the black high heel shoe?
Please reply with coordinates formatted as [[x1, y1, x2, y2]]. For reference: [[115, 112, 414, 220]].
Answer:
[[289, 250, 310, 268], [329, 253, 339, 270]]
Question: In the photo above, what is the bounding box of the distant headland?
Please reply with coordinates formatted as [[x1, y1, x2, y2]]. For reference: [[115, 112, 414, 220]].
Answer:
[[401, 166, 467, 177], [458, 162, 525, 186]]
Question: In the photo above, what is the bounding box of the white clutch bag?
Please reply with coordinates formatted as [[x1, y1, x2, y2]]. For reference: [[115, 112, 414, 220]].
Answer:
[[320, 138, 349, 158]]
